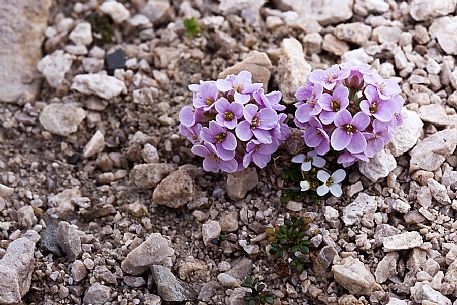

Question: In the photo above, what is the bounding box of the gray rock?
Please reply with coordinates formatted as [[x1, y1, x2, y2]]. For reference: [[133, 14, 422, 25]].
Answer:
[[39, 103, 86, 136], [219, 211, 239, 233], [83, 283, 111, 305], [40, 223, 63, 256], [0, 231, 40, 304], [142, 143, 160, 163], [218, 51, 272, 90], [56, 221, 82, 261], [54, 188, 82, 216], [217, 273, 239, 288], [198, 281, 221, 301], [318, 246, 338, 269], [37, 50, 73, 88], [383, 232, 423, 252], [410, 281, 451, 305], [121, 233, 174, 275], [71, 73, 126, 100], [359, 149, 397, 182], [428, 178, 451, 204], [332, 257, 381, 296], [69, 22, 92, 46], [334, 22, 372, 45], [226, 168, 258, 200], [129, 163, 175, 189], [0, 184, 14, 198], [144, 294, 162, 305], [375, 252, 399, 283], [16, 206, 37, 228], [151, 265, 197, 302], [71, 260, 87, 282], [153, 169, 195, 208], [227, 258, 253, 280], [342, 193, 377, 227], [388, 108, 423, 157], [430, 16, 457, 55], [410, 0, 457, 21], [0, 0, 51, 103], [202, 220, 221, 246], [83, 130, 105, 159], [123, 276, 146, 287], [141, 0, 171, 24], [278, 38, 312, 103]]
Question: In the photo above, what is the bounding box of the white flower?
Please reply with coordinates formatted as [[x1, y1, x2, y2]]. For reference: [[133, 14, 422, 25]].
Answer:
[[291, 150, 326, 172], [300, 180, 310, 192], [316, 169, 346, 197]]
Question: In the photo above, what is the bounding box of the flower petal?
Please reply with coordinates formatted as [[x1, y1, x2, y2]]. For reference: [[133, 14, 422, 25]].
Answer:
[[191, 145, 209, 158], [291, 154, 305, 164], [352, 112, 370, 131], [252, 128, 273, 143], [329, 184, 342, 197], [235, 120, 253, 141], [331, 127, 352, 151], [312, 156, 326, 168], [317, 170, 330, 182], [253, 152, 271, 168], [222, 131, 237, 150], [317, 185, 329, 196], [203, 158, 219, 172], [346, 131, 367, 154], [234, 91, 251, 104], [334, 109, 352, 127], [243, 104, 258, 122], [217, 146, 235, 161], [332, 169, 346, 183], [216, 79, 233, 92], [301, 161, 312, 171]]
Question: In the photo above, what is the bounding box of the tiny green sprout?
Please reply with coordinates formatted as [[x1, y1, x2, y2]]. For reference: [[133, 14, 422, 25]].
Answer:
[[266, 216, 312, 273], [183, 17, 202, 38], [242, 276, 275, 305]]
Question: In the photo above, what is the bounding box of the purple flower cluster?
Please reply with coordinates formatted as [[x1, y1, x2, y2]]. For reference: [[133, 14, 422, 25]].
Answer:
[[294, 63, 404, 167], [179, 71, 289, 173]]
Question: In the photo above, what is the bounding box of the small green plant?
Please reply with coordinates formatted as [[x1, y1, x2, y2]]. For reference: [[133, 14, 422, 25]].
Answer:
[[266, 216, 311, 273], [183, 17, 202, 37], [242, 277, 274, 305], [87, 13, 113, 44]]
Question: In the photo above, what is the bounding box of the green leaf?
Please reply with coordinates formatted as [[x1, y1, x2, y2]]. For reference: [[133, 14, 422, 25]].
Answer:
[[183, 17, 202, 37]]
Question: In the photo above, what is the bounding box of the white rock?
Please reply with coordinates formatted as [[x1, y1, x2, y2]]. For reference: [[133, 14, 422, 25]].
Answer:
[[427, 178, 451, 204], [363, 0, 389, 13], [359, 149, 397, 182], [71, 73, 126, 100], [217, 273, 239, 288], [341, 48, 373, 64], [410, 0, 457, 21], [99, 1, 130, 23], [392, 199, 411, 214], [0, 184, 14, 198], [69, 22, 92, 46], [278, 38, 312, 103], [383, 231, 423, 252], [202, 220, 221, 246], [342, 193, 377, 227], [334, 22, 372, 45], [418, 104, 454, 127], [39, 103, 86, 136], [375, 252, 399, 283], [388, 108, 423, 157], [430, 16, 457, 55], [142, 143, 159, 163], [332, 257, 380, 296], [83, 130, 105, 159], [386, 297, 407, 305], [324, 206, 339, 222], [219, 0, 266, 14], [37, 50, 73, 88], [410, 282, 451, 305]]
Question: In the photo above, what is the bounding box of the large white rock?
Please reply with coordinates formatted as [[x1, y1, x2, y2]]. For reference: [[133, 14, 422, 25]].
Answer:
[[69, 22, 92, 46], [332, 257, 381, 296], [430, 16, 457, 55], [71, 73, 126, 100], [100, 1, 130, 23], [410, 282, 451, 305], [359, 149, 397, 182], [39, 103, 86, 136], [83, 130, 105, 159], [37, 50, 73, 88], [383, 231, 423, 252], [410, 0, 457, 21], [342, 193, 377, 227], [388, 108, 423, 157]]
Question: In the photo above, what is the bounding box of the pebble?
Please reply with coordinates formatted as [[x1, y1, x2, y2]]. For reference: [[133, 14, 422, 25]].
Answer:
[[0, 231, 40, 304], [322, 34, 349, 56], [386, 297, 407, 305], [151, 265, 196, 302], [429, 16, 457, 55], [302, 32, 323, 55], [375, 252, 399, 283], [37, 50, 73, 88], [334, 22, 372, 45], [56, 221, 82, 261], [410, 0, 457, 21], [427, 178, 451, 204], [418, 104, 453, 127], [83, 130, 105, 159], [153, 169, 195, 208], [105, 49, 126, 75], [39, 103, 86, 136], [388, 108, 423, 157], [286, 200, 303, 212], [383, 231, 423, 252], [121, 233, 174, 275], [0, 184, 14, 198], [202, 220, 221, 246], [279, 0, 353, 25], [99, 1, 130, 23], [129, 163, 175, 189], [71, 73, 126, 100], [83, 283, 112, 305], [226, 168, 259, 200], [359, 149, 397, 182], [69, 22, 92, 46], [342, 193, 377, 227], [71, 260, 87, 282], [410, 282, 451, 305], [217, 273, 239, 288], [318, 246, 338, 269], [40, 223, 62, 256], [124, 276, 146, 287], [17, 206, 37, 228], [141, 0, 171, 24], [219, 211, 239, 233], [332, 257, 380, 296], [141, 143, 159, 163], [54, 188, 82, 216], [144, 294, 162, 305]]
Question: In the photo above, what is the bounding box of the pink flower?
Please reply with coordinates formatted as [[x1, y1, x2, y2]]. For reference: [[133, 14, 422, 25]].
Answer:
[[318, 85, 350, 125], [309, 65, 350, 90], [303, 117, 330, 155], [235, 104, 278, 143], [360, 85, 394, 122], [331, 109, 370, 154]]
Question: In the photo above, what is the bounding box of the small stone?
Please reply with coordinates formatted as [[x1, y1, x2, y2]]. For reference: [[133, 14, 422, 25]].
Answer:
[[99, 1, 130, 23], [121, 233, 174, 275], [418, 104, 453, 127], [372, 26, 402, 44], [54, 188, 82, 216], [153, 169, 195, 208], [324, 206, 339, 222], [286, 200, 303, 212], [410, 282, 451, 305], [0, 184, 14, 198], [322, 34, 349, 56], [383, 231, 423, 252], [56, 221, 82, 261], [342, 193, 377, 227], [341, 48, 373, 65], [16, 206, 37, 228], [318, 246, 338, 269], [40, 223, 62, 256], [83, 130, 105, 159], [83, 283, 111, 305], [278, 38, 312, 103], [202, 220, 221, 246], [124, 276, 146, 287], [71, 73, 126, 100], [332, 257, 380, 296], [37, 50, 73, 88], [130, 163, 175, 189], [392, 199, 411, 214], [151, 265, 197, 302], [375, 252, 399, 283], [386, 297, 408, 305], [359, 149, 397, 182], [142, 143, 159, 163], [429, 16, 457, 55], [105, 49, 126, 75], [198, 281, 220, 301], [144, 294, 162, 305], [0, 231, 40, 304], [218, 51, 272, 90], [69, 22, 92, 46], [428, 178, 451, 204], [334, 22, 372, 45], [220, 211, 239, 233], [71, 260, 87, 282], [217, 273, 239, 288], [410, 0, 457, 21], [347, 181, 363, 198], [39, 103, 86, 136], [226, 168, 258, 200], [302, 32, 323, 55], [388, 108, 423, 157], [141, 0, 171, 24]]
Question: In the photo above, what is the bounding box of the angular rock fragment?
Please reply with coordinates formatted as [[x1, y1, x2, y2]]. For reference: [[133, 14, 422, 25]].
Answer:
[[383, 232, 423, 252], [56, 221, 82, 261], [37, 50, 73, 88], [71, 73, 126, 100], [359, 149, 397, 182], [83, 283, 112, 305], [152, 169, 195, 208], [83, 130, 105, 159], [388, 108, 423, 157], [332, 257, 381, 296], [410, 0, 457, 21], [342, 193, 377, 227], [39, 103, 86, 136], [226, 168, 258, 200], [151, 265, 197, 302], [129, 163, 175, 189], [375, 252, 399, 284]]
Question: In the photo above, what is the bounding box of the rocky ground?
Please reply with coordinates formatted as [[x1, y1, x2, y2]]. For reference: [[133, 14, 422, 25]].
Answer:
[[2, 0, 457, 304]]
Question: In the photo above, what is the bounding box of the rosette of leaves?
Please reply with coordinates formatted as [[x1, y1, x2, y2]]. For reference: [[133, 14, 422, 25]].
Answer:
[[266, 216, 311, 273], [242, 277, 274, 305]]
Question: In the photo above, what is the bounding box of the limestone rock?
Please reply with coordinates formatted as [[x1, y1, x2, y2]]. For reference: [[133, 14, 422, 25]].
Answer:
[[99, 1, 130, 23], [0, 231, 40, 304], [218, 51, 272, 90], [72, 73, 126, 100], [430, 16, 457, 55], [39, 103, 86, 136], [418, 104, 455, 127], [83, 130, 105, 159], [0, 0, 51, 103], [140, 0, 172, 24], [334, 22, 372, 45], [151, 265, 197, 302], [278, 38, 312, 103], [71, 260, 87, 282], [202, 220, 221, 246], [322, 34, 350, 56], [219, 211, 239, 233], [342, 193, 377, 227], [37, 50, 73, 88], [83, 283, 112, 305], [69, 22, 92, 46], [410, 0, 457, 21], [332, 257, 380, 296], [121, 233, 174, 275], [410, 282, 451, 305], [359, 149, 397, 182], [54, 188, 82, 216], [56, 221, 82, 261], [383, 232, 423, 252], [375, 252, 399, 283], [152, 169, 195, 208], [226, 168, 259, 200], [130, 163, 175, 189], [388, 108, 423, 157]]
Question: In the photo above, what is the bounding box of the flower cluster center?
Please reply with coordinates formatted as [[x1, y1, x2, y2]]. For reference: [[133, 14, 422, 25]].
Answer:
[[344, 124, 355, 134], [215, 132, 227, 143], [369, 102, 378, 113], [206, 97, 214, 106], [331, 99, 341, 112], [251, 115, 260, 129], [325, 177, 334, 186], [224, 111, 234, 121]]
